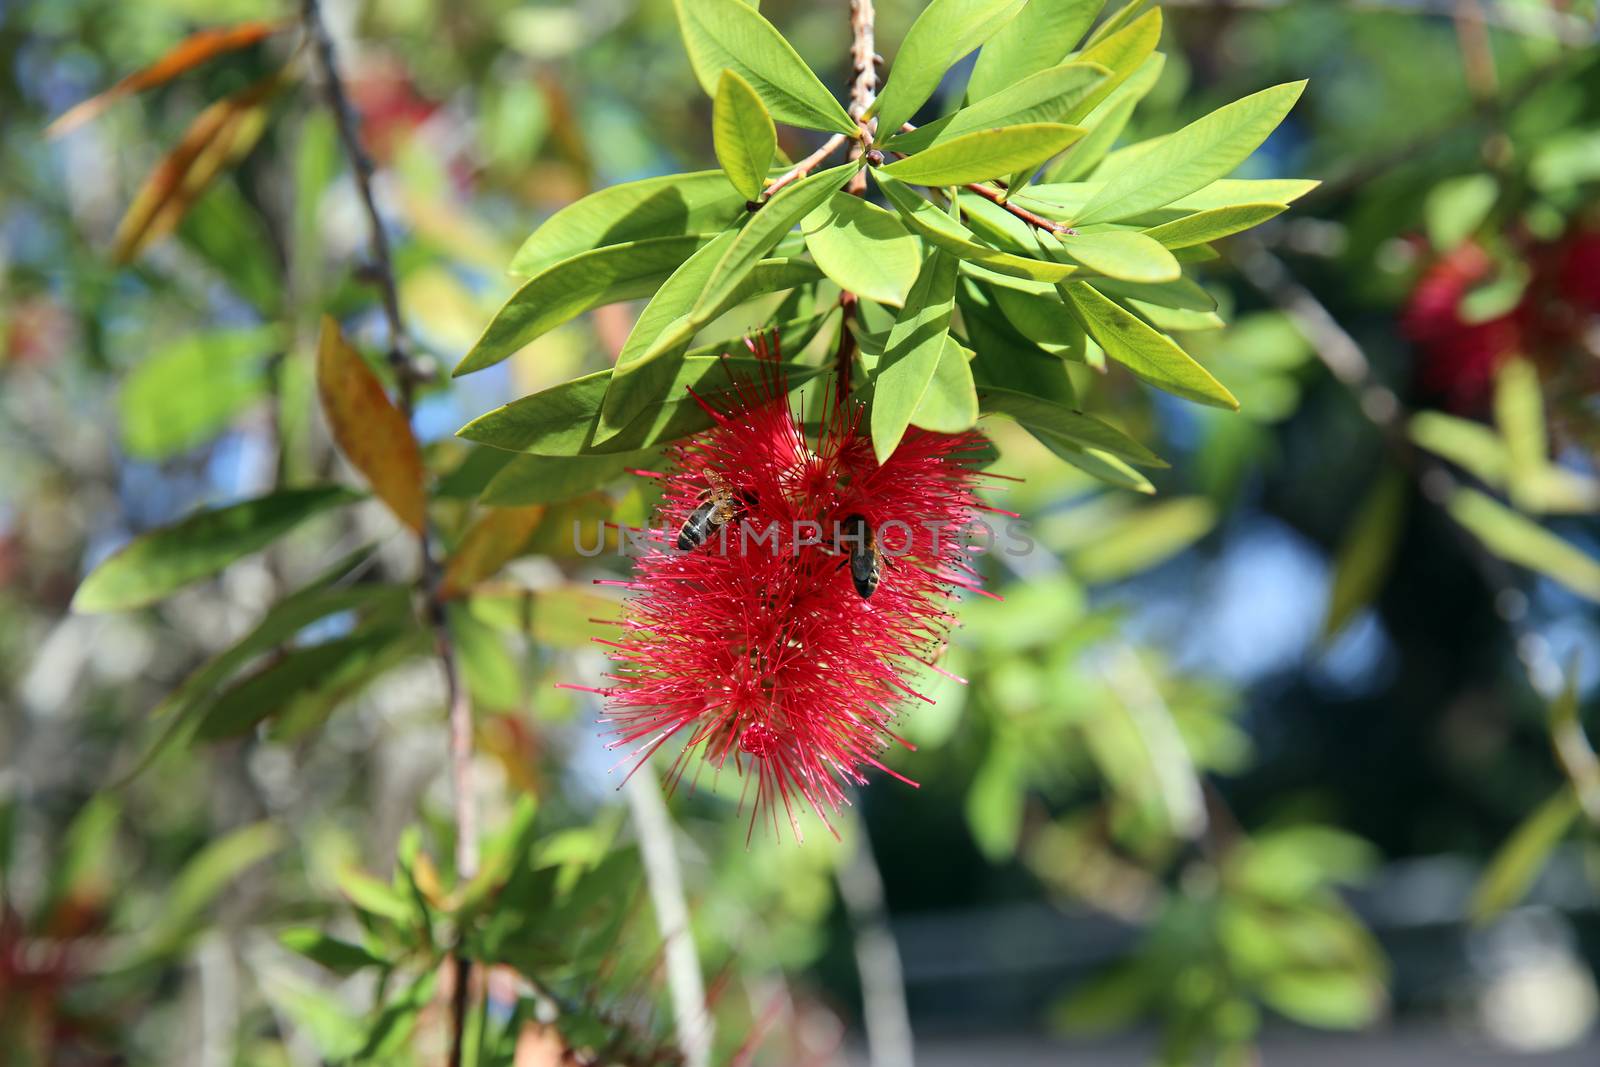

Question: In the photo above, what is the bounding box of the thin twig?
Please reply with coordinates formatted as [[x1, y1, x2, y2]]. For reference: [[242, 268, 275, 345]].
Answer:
[[299, 3, 479, 1062], [962, 180, 1075, 235], [625, 769, 712, 1067], [836, 819, 914, 1067], [765, 132, 849, 199], [846, 0, 878, 194]]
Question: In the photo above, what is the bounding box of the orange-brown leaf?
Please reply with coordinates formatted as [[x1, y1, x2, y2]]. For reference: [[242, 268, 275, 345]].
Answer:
[[440, 506, 547, 598], [112, 69, 286, 263], [316, 316, 427, 534], [47, 20, 288, 138]]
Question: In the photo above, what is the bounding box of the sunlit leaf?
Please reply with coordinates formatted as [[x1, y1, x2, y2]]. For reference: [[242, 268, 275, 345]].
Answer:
[[872, 0, 1029, 136], [440, 506, 549, 597], [1067, 497, 1216, 581], [911, 336, 979, 433], [1143, 202, 1287, 249], [888, 62, 1105, 153], [1409, 410, 1509, 487], [1054, 230, 1180, 282], [876, 171, 1079, 281], [119, 326, 279, 459], [978, 386, 1166, 466], [1494, 357, 1548, 510], [967, 0, 1106, 101], [1471, 787, 1579, 923], [508, 171, 748, 277], [317, 317, 427, 533], [279, 927, 387, 975], [1062, 282, 1238, 408], [871, 248, 958, 462], [802, 192, 923, 306], [713, 69, 777, 200], [673, 0, 857, 134], [481, 451, 653, 509], [1045, 53, 1164, 182], [879, 123, 1085, 187]]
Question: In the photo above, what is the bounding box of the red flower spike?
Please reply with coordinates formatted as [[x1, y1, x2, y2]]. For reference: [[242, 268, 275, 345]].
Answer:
[[589, 334, 995, 840]]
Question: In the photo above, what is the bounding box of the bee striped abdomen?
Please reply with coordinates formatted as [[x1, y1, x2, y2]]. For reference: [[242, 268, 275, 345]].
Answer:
[[841, 513, 881, 599]]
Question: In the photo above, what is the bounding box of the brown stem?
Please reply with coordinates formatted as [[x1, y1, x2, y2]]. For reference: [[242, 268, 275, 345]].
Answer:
[[963, 180, 1075, 235], [834, 292, 859, 403], [300, 3, 478, 1061], [846, 0, 878, 194], [763, 132, 848, 199]]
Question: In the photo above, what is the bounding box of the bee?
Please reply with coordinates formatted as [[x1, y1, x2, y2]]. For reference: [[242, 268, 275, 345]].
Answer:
[[838, 513, 881, 599], [677, 483, 756, 552]]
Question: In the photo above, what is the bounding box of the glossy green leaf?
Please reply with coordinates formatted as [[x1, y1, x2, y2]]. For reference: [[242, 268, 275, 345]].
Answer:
[[690, 161, 857, 323], [963, 287, 1079, 405], [880, 123, 1085, 187], [459, 356, 824, 456], [978, 386, 1166, 466], [911, 336, 979, 433], [1143, 202, 1287, 249], [279, 927, 387, 975], [1471, 787, 1579, 923], [1494, 357, 1548, 510], [871, 248, 958, 463], [1054, 230, 1180, 282], [457, 235, 712, 375], [673, 0, 857, 134], [966, 0, 1106, 100], [481, 451, 654, 507], [1046, 53, 1164, 182], [73, 486, 359, 613], [1448, 487, 1600, 601], [1067, 7, 1163, 118], [119, 327, 277, 459], [1072, 82, 1306, 224], [508, 170, 747, 277], [889, 62, 1105, 153], [872, 0, 1029, 136], [713, 69, 776, 200], [876, 172, 1079, 281], [603, 250, 822, 432], [1062, 281, 1238, 408], [802, 191, 923, 306], [1323, 469, 1406, 640]]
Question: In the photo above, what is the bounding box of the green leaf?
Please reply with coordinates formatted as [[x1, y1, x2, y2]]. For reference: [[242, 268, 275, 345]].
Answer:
[[876, 171, 1078, 281], [456, 235, 712, 376], [119, 326, 277, 459], [1471, 787, 1579, 923], [966, 741, 1026, 860], [459, 356, 824, 456], [963, 287, 1079, 405], [279, 927, 387, 975], [673, 0, 857, 134], [712, 69, 777, 200], [72, 486, 359, 613], [338, 867, 416, 924], [802, 191, 923, 306], [508, 171, 747, 277], [873, 0, 1029, 136], [195, 625, 423, 740], [871, 248, 958, 462], [911, 336, 979, 433], [602, 241, 822, 432], [1045, 53, 1164, 182], [1323, 469, 1406, 640], [689, 161, 857, 324], [880, 123, 1085, 187], [1071, 82, 1306, 224], [1062, 282, 1238, 408], [1447, 487, 1600, 600], [481, 451, 653, 507], [1143, 202, 1287, 249], [978, 386, 1165, 466], [1067, 497, 1216, 581], [356, 969, 439, 1061], [967, 0, 1106, 101], [1066, 7, 1164, 119], [1054, 230, 1180, 282], [1408, 410, 1509, 487], [889, 62, 1106, 153]]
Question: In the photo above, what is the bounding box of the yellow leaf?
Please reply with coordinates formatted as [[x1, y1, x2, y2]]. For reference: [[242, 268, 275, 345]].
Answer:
[[316, 317, 427, 533]]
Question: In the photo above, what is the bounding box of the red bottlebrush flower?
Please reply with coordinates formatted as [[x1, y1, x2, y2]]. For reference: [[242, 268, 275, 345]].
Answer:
[[1402, 241, 1522, 411], [574, 337, 996, 839]]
